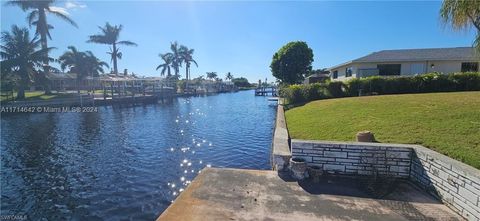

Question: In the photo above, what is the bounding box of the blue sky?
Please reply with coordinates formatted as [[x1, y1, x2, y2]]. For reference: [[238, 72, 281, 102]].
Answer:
[[1, 0, 476, 82]]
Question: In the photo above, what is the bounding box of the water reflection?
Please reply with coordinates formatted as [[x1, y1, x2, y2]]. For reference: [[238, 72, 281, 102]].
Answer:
[[1, 90, 276, 220]]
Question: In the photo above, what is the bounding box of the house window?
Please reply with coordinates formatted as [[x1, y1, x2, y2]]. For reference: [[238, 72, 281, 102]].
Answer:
[[333, 70, 338, 79], [377, 64, 401, 76], [461, 62, 478, 72], [345, 67, 353, 77]]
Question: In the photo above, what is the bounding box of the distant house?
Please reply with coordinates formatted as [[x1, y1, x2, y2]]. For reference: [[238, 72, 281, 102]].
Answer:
[[46, 72, 79, 90], [304, 70, 330, 84], [329, 47, 479, 81]]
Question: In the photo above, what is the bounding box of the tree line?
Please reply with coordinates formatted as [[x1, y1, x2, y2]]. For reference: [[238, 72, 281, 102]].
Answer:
[[1, 0, 252, 100]]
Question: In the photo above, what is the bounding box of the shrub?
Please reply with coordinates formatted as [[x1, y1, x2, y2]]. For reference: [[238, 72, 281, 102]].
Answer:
[[366, 76, 388, 94], [345, 78, 363, 96], [386, 77, 417, 94], [325, 81, 345, 98], [280, 72, 480, 105], [450, 72, 480, 91], [415, 73, 456, 93], [301, 83, 328, 101], [283, 84, 305, 104]]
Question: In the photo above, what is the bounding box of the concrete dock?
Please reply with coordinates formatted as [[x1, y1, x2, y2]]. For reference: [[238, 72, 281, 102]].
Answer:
[[157, 168, 461, 221]]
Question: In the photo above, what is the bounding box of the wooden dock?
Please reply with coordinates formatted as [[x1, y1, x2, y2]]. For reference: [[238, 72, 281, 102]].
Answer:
[[255, 86, 277, 96]]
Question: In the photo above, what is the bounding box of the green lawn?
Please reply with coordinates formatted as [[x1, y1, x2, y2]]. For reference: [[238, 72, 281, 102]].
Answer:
[[285, 91, 480, 169], [0, 91, 77, 102]]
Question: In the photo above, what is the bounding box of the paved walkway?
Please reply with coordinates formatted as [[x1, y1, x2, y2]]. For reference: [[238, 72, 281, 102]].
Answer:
[[158, 168, 462, 221]]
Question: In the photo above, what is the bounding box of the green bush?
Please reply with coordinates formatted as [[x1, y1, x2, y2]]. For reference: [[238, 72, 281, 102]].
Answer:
[[414, 73, 456, 93], [449, 72, 480, 91], [385, 77, 417, 94], [325, 81, 345, 98], [301, 83, 328, 101], [284, 84, 305, 104], [280, 72, 480, 104], [345, 78, 362, 96]]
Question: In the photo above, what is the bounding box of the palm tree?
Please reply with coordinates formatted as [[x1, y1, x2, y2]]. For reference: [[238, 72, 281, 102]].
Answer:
[[87, 22, 137, 75], [106, 46, 122, 72], [225, 72, 233, 81], [156, 53, 173, 77], [84, 51, 109, 77], [1, 25, 53, 99], [206, 72, 217, 80], [195, 75, 205, 81], [58, 46, 108, 92], [7, 0, 78, 94], [440, 0, 480, 53], [179, 45, 198, 92], [168, 41, 182, 76]]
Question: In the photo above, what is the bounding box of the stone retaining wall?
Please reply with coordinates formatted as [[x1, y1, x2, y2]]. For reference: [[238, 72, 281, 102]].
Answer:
[[291, 140, 412, 178], [410, 146, 480, 221], [291, 139, 480, 221]]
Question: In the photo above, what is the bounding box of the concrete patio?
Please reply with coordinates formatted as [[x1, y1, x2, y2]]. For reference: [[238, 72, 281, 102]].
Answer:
[[158, 168, 462, 221]]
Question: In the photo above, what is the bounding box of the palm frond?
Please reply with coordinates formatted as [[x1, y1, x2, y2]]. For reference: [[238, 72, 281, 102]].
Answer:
[[156, 64, 163, 71], [48, 6, 78, 28], [87, 35, 109, 44], [440, 0, 480, 31], [4, 0, 34, 11], [26, 10, 39, 27], [191, 59, 198, 67], [117, 40, 137, 46], [474, 33, 480, 56]]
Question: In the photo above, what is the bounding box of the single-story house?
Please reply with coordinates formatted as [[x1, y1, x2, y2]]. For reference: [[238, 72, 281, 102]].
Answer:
[[304, 72, 330, 84], [329, 47, 479, 81]]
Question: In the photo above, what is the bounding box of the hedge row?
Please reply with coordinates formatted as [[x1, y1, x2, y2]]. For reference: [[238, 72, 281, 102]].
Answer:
[[280, 72, 480, 104]]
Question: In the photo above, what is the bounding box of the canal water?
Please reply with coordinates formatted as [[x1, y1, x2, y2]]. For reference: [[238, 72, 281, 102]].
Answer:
[[1, 90, 277, 220]]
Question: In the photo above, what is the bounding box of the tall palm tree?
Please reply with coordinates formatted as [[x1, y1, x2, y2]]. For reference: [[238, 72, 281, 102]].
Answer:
[[87, 22, 137, 75], [168, 41, 182, 76], [1, 25, 53, 99], [179, 45, 198, 92], [58, 46, 108, 92], [440, 0, 480, 53], [7, 0, 78, 94], [106, 46, 122, 72], [225, 72, 233, 81], [156, 53, 173, 77], [206, 72, 217, 80]]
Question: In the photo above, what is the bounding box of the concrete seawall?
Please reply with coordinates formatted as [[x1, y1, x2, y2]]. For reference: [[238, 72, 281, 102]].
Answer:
[[158, 98, 476, 220], [271, 104, 291, 171], [1, 95, 94, 108]]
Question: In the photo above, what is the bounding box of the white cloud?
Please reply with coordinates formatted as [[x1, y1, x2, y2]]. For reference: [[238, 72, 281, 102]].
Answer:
[[49, 6, 70, 15], [64, 1, 87, 10]]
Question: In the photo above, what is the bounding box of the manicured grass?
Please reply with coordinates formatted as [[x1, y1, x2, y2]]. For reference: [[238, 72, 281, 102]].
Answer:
[[285, 92, 480, 169], [0, 91, 77, 102]]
